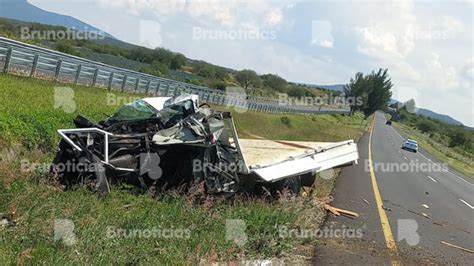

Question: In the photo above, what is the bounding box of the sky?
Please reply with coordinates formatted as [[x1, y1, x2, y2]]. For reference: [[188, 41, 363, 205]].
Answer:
[[30, 0, 474, 126]]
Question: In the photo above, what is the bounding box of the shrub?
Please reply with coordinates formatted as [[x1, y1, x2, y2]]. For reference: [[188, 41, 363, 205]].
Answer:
[[280, 116, 292, 128], [449, 130, 471, 149], [55, 40, 80, 56], [417, 120, 436, 133]]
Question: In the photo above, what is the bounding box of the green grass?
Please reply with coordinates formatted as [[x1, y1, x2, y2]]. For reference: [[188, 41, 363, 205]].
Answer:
[[229, 110, 367, 142], [0, 74, 368, 264], [394, 122, 474, 178], [0, 74, 366, 150]]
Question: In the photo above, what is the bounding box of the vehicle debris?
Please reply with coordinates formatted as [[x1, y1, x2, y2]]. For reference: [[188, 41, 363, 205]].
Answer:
[[433, 221, 471, 234], [324, 204, 359, 218], [441, 241, 474, 254], [362, 198, 370, 205], [0, 214, 15, 229], [407, 209, 431, 219], [50, 94, 359, 197]]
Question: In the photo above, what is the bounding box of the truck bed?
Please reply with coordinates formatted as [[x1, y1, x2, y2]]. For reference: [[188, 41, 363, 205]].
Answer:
[[239, 139, 336, 167], [237, 138, 359, 182]]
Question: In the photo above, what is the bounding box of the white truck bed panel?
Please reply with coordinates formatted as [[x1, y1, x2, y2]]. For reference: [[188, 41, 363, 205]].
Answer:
[[238, 139, 358, 182]]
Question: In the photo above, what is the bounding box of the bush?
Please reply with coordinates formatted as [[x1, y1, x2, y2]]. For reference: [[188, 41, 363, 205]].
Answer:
[[417, 120, 437, 133], [449, 130, 471, 149], [211, 81, 226, 91], [280, 116, 292, 128], [55, 40, 80, 56]]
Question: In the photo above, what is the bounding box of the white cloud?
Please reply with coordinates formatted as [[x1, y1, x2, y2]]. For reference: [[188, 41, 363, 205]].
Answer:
[[98, 0, 186, 16], [265, 8, 283, 27]]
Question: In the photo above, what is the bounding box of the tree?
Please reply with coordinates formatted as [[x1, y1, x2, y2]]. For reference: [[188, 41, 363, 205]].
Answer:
[[364, 69, 393, 116], [235, 69, 260, 89], [344, 69, 393, 117], [449, 129, 470, 148], [417, 120, 436, 133], [55, 40, 80, 56], [140, 60, 168, 76], [170, 54, 186, 70], [211, 80, 227, 91], [261, 74, 287, 91], [287, 86, 306, 97], [343, 72, 365, 116]]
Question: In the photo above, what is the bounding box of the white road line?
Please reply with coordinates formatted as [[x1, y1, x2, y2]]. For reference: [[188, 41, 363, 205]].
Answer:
[[459, 199, 474, 209], [427, 175, 438, 183]]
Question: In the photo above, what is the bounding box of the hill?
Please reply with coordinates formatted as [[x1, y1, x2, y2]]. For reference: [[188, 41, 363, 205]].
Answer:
[[416, 108, 463, 126], [295, 83, 345, 92], [314, 84, 345, 92], [0, 0, 112, 37], [389, 99, 464, 126]]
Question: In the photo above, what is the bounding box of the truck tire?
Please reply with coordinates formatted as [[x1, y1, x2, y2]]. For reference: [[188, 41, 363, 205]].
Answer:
[[274, 176, 301, 195], [300, 173, 315, 187]]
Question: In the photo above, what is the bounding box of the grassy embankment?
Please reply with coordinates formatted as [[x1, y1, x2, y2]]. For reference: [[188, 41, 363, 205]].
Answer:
[[393, 122, 474, 178], [0, 74, 368, 264]]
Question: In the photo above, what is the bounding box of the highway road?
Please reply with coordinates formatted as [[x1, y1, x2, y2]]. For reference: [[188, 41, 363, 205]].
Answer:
[[315, 111, 473, 264]]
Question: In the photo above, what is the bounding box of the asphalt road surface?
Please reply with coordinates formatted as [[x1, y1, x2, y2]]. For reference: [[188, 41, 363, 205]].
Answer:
[[315, 111, 473, 264]]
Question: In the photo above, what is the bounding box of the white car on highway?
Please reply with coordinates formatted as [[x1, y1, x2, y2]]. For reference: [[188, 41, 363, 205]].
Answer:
[[402, 139, 418, 152]]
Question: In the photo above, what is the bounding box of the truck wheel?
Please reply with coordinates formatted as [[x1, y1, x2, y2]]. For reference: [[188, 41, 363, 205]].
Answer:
[[275, 176, 301, 195], [300, 173, 315, 187]]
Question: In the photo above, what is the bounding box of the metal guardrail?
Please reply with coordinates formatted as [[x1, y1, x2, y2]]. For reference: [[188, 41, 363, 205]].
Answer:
[[0, 37, 349, 115]]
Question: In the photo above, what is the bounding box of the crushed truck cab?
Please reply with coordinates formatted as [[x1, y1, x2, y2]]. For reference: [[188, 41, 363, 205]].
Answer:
[[52, 94, 359, 197]]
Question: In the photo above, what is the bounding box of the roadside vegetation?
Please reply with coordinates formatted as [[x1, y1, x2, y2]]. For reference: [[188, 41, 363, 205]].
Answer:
[[0, 74, 368, 264], [394, 107, 474, 178], [0, 18, 336, 100], [343, 69, 393, 117]]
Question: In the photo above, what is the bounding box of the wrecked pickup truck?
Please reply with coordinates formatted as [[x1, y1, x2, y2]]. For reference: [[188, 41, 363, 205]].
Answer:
[[50, 94, 359, 197]]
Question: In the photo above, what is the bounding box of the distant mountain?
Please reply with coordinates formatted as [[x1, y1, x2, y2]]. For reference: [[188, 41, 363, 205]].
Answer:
[[315, 84, 345, 92], [295, 83, 345, 92], [416, 108, 463, 126], [390, 99, 464, 126], [0, 0, 112, 37]]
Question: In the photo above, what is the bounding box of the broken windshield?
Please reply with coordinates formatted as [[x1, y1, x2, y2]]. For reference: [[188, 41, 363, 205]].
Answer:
[[107, 100, 158, 122], [106, 98, 196, 126]]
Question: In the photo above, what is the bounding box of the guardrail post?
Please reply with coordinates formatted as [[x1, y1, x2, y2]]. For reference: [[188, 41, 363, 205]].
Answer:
[[74, 65, 82, 84], [91, 68, 99, 87], [134, 78, 139, 91], [30, 54, 39, 77], [107, 72, 114, 90], [164, 84, 170, 96], [54, 59, 62, 81], [121, 75, 128, 92], [3, 47, 13, 73], [155, 83, 161, 96], [145, 80, 151, 94]]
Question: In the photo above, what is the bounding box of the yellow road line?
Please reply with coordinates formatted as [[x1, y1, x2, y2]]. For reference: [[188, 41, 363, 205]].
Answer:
[[368, 116, 399, 264]]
